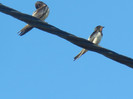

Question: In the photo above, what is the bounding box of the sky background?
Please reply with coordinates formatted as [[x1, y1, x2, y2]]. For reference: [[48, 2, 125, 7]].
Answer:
[[1, 0, 133, 99]]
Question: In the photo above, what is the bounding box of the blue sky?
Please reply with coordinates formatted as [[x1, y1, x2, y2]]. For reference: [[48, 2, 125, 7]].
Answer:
[[1, 0, 133, 99]]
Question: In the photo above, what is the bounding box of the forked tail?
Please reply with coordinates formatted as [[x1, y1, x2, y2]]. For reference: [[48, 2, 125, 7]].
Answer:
[[18, 24, 33, 36], [74, 49, 88, 61]]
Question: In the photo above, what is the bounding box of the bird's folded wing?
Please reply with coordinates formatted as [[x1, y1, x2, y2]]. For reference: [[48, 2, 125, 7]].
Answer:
[[32, 5, 48, 19]]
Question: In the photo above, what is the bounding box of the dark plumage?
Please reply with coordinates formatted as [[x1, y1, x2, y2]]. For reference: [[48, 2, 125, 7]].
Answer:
[[74, 25, 104, 61], [18, 1, 49, 36]]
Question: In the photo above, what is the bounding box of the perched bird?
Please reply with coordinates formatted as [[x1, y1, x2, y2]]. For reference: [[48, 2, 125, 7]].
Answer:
[[18, 1, 49, 36], [74, 25, 104, 61]]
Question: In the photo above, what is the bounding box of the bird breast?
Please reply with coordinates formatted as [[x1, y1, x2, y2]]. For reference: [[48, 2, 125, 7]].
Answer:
[[92, 32, 102, 45]]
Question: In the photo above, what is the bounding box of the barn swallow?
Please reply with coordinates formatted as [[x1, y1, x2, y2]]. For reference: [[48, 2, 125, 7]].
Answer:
[[18, 1, 49, 36], [74, 25, 104, 61]]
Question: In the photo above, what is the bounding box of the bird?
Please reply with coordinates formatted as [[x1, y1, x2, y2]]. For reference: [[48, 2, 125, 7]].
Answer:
[[74, 25, 104, 61], [18, 1, 49, 36]]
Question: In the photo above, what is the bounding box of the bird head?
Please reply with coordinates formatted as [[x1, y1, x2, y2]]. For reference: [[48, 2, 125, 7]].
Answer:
[[94, 25, 104, 32], [35, 1, 46, 9]]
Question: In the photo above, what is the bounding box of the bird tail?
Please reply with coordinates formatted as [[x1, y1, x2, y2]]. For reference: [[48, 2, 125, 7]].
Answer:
[[74, 49, 88, 61], [18, 24, 33, 36]]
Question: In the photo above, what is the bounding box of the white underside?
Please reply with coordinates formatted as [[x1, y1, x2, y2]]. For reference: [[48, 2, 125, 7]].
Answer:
[[88, 32, 102, 45], [74, 32, 102, 60], [32, 7, 49, 21]]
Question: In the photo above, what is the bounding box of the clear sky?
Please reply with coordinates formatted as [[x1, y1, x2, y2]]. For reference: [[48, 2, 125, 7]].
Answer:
[[1, 0, 133, 99]]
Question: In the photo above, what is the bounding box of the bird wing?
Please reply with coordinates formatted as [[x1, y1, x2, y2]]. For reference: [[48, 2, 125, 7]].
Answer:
[[18, 5, 49, 36], [32, 5, 49, 20], [74, 32, 97, 61], [74, 49, 88, 61]]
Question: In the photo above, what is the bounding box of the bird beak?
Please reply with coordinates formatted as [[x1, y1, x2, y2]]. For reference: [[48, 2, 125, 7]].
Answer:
[[100, 26, 104, 32]]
